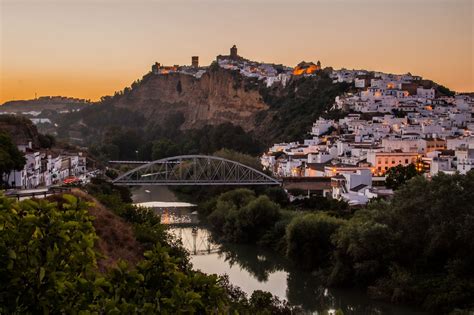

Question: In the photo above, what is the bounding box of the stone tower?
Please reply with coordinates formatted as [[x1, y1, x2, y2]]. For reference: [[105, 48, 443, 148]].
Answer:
[[230, 45, 238, 59], [192, 56, 199, 67]]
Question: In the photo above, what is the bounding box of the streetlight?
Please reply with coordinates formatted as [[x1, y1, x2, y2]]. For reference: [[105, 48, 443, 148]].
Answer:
[[135, 150, 139, 161]]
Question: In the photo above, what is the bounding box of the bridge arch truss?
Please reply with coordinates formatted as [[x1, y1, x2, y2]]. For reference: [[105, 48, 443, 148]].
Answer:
[[112, 155, 281, 186]]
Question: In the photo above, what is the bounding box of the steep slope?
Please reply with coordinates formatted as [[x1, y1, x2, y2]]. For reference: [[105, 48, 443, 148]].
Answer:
[[70, 189, 143, 270], [53, 67, 348, 161], [110, 67, 268, 131]]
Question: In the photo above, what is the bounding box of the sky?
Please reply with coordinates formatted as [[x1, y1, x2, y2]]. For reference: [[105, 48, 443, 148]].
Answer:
[[1, 0, 473, 103]]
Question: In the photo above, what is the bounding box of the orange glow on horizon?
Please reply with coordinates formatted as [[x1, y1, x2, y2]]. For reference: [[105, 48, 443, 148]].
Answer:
[[1, 0, 472, 103]]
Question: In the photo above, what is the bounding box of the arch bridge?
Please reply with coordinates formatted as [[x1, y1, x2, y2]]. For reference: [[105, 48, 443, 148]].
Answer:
[[112, 155, 281, 186]]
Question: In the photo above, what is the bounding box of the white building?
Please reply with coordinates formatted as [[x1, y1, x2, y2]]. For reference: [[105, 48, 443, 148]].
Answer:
[[416, 87, 435, 99]]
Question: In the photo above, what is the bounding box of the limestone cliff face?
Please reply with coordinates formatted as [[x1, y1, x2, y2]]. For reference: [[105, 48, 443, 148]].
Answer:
[[113, 68, 269, 131]]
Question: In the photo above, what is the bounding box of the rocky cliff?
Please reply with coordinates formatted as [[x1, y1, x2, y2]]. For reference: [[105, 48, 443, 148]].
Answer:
[[110, 68, 269, 131]]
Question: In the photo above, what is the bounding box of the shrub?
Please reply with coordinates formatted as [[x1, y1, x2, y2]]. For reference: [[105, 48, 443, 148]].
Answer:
[[207, 189, 281, 243], [0, 194, 98, 313], [286, 213, 345, 270]]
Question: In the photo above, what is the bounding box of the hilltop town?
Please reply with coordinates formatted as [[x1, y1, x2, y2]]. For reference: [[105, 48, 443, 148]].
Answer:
[[148, 45, 319, 88], [137, 46, 474, 206], [1, 45, 472, 196], [261, 69, 473, 205]]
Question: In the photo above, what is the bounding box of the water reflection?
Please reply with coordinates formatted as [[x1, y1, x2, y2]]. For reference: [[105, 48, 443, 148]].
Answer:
[[172, 227, 425, 314], [217, 243, 286, 282], [169, 227, 220, 255], [131, 186, 425, 314]]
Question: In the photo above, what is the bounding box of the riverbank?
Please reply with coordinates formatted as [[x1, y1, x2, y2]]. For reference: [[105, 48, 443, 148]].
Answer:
[[194, 173, 474, 314], [131, 185, 427, 314]]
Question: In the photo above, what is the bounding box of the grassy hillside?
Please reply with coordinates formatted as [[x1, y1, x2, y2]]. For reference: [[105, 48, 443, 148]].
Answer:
[[257, 71, 350, 143]]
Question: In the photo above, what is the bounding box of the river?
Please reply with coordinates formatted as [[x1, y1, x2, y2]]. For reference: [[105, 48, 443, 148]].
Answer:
[[132, 186, 426, 314]]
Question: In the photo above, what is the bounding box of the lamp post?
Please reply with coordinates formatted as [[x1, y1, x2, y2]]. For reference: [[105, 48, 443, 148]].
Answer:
[[135, 150, 139, 161]]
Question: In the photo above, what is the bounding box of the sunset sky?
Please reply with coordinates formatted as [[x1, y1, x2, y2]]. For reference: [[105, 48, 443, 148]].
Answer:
[[1, 0, 473, 103]]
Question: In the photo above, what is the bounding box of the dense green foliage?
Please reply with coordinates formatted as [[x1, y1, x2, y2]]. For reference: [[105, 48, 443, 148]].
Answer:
[[330, 172, 474, 312], [286, 213, 345, 270], [0, 193, 227, 313], [260, 71, 350, 142], [435, 84, 456, 97], [0, 132, 26, 187], [385, 163, 423, 189], [37, 133, 56, 149], [59, 104, 262, 162], [213, 148, 263, 171], [0, 187, 298, 314], [0, 195, 98, 312], [208, 189, 281, 243], [203, 171, 474, 312], [289, 194, 349, 214]]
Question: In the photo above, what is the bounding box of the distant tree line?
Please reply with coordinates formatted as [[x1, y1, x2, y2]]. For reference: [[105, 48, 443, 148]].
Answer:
[[58, 105, 262, 163]]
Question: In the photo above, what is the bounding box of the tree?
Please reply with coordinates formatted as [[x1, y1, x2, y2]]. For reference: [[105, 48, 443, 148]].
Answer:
[[264, 186, 289, 206], [38, 134, 56, 149], [385, 163, 422, 190], [0, 191, 297, 313], [236, 195, 281, 242], [0, 132, 26, 187], [151, 138, 179, 160], [286, 213, 345, 270], [330, 207, 395, 285], [0, 194, 99, 312], [213, 148, 263, 171], [330, 171, 474, 311], [207, 189, 281, 243]]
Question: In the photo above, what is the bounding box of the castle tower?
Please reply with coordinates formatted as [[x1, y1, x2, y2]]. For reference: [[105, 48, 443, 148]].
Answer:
[[230, 45, 238, 59], [151, 62, 161, 74], [192, 56, 199, 67]]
